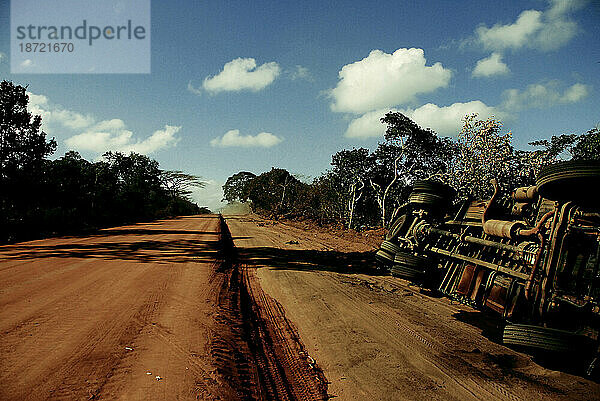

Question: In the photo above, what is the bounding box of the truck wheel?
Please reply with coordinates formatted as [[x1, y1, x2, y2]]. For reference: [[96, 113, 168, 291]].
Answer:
[[412, 180, 452, 195], [408, 192, 445, 206], [375, 249, 394, 267], [391, 265, 424, 280], [536, 161, 600, 203], [380, 240, 401, 254], [386, 214, 409, 240], [503, 323, 591, 353], [391, 252, 427, 281]]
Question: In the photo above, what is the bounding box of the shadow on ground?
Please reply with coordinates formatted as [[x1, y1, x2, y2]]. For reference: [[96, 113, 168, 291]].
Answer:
[[1, 238, 221, 264], [236, 246, 382, 275], [0, 215, 240, 264], [453, 310, 597, 379]]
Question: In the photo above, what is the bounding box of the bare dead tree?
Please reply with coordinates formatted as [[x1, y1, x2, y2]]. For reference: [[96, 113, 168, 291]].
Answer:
[[347, 177, 365, 229], [369, 136, 411, 228]]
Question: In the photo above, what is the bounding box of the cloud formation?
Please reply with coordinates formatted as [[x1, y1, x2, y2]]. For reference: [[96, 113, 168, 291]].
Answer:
[[345, 101, 499, 138], [501, 81, 590, 111], [27, 92, 95, 130], [210, 129, 282, 148], [407, 102, 500, 135], [345, 108, 397, 139], [202, 58, 281, 94], [329, 48, 452, 114], [65, 124, 180, 155], [27, 91, 181, 155], [474, 0, 587, 52], [472, 53, 510, 77]]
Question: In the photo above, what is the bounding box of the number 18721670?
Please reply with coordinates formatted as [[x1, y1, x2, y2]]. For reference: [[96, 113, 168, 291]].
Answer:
[[19, 42, 74, 52]]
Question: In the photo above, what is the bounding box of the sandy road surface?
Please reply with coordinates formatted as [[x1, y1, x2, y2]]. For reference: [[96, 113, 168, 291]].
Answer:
[[0, 215, 326, 401], [0, 215, 236, 400], [225, 214, 600, 401]]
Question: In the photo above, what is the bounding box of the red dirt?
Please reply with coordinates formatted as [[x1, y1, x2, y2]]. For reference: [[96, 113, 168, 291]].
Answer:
[[3, 212, 599, 400], [225, 213, 600, 401], [0, 215, 324, 400]]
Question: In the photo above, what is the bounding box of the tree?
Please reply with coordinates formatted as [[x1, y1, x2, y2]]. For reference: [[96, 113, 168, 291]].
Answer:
[[161, 170, 205, 200], [528, 133, 579, 162], [329, 148, 372, 229], [0, 81, 203, 243], [102, 151, 168, 220], [571, 127, 600, 161], [43, 151, 95, 230], [222, 171, 256, 203], [448, 114, 517, 200], [1, 81, 57, 241], [370, 112, 456, 226], [246, 168, 305, 217], [522, 126, 600, 181], [0, 81, 57, 181]]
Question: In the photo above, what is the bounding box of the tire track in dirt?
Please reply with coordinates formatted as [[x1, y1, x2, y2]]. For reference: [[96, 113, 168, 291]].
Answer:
[[215, 216, 329, 401]]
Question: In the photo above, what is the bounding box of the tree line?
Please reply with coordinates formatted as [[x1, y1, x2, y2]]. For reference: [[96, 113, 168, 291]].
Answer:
[[0, 80, 208, 243], [224, 112, 599, 230]]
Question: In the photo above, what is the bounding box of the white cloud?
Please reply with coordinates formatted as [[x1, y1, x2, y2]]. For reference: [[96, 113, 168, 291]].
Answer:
[[345, 108, 397, 139], [472, 53, 510, 77], [27, 91, 95, 130], [501, 81, 590, 111], [65, 124, 180, 155], [329, 48, 452, 114], [345, 101, 499, 138], [407, 101, 500, 136], [546, 0, 588, 19], [27, 92, 49, 107], [476, 10, 543, 51], [202, 58, 280, 93], [562, 82, 589, 103], [474, 0, 588, 52], [20, 59, 33, 68], [210, 129, 282, 148], [27, 91, 181, 155]]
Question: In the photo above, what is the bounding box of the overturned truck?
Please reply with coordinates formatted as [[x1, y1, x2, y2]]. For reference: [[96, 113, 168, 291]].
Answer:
[[376, 161, 600, 373]]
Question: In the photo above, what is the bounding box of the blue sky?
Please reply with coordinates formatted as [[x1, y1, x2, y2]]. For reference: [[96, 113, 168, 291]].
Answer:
[[1, 0, 599, 210]]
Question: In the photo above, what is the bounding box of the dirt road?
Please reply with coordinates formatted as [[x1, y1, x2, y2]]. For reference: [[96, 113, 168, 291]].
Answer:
[[3, 213, 599, 400], [225, 214, 600, 401], [0, 215, 323, 400]]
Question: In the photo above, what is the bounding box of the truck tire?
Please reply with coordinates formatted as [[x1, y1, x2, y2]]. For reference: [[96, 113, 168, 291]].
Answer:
[[386, 214, 409, 241], [408, 192, 445, 206], [412, 180, 452, 195], [391, 252, 427, 281], [375, 249, 394, 267], [380, 240, 401, 254], [536, 161, 600, 203], [503, 323, 591, 353]]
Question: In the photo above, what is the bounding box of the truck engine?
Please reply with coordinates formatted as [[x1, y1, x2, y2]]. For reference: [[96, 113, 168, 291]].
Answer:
[[376, 161, 600, 374]]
